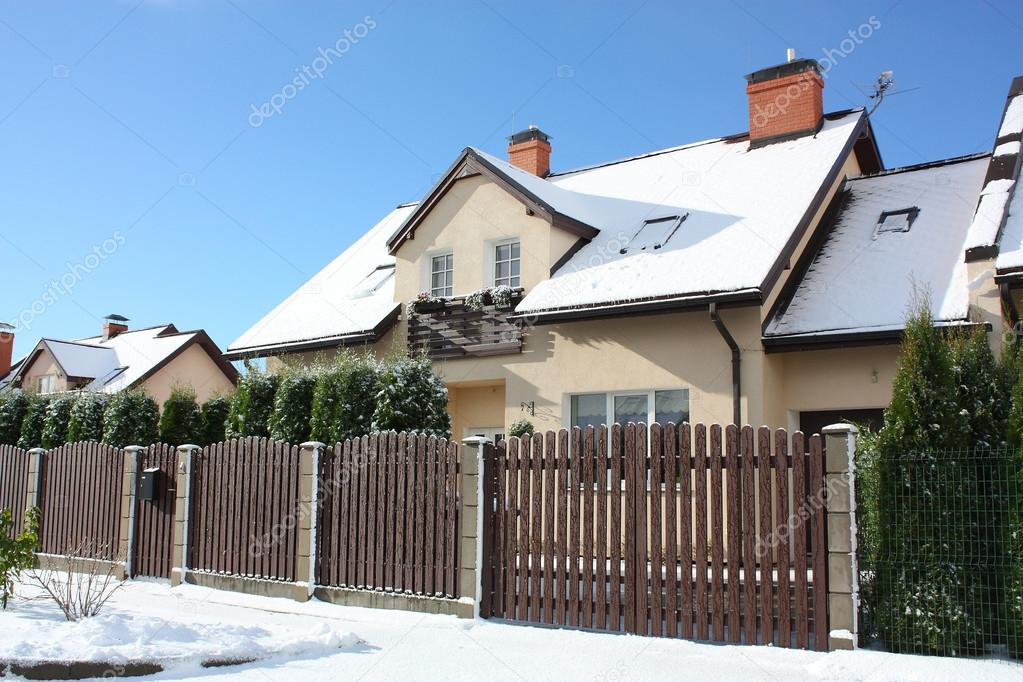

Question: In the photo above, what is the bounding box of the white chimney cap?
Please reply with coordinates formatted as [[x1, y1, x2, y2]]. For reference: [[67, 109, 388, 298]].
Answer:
[[787, 48, 796, 62]]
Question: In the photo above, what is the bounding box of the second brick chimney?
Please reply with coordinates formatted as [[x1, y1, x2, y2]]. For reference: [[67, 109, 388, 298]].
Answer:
[[507, 126, 552, 177], [103, 314, 129, 341], [745, 56, 824, 148], [0, 323, 13, 378]]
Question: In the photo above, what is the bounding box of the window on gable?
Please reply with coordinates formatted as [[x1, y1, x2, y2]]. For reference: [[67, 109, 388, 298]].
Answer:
[[874, 207, 920, 238], [430, 253, 454, 297], [620, 214, 688, 253], [494, 241, 520, 288]]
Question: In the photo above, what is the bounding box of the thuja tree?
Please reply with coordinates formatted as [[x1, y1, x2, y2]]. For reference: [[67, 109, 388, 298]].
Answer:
[[269, 370, 316, 444], [16, 395, 49, 449], [225, 366, 279, 439], [160, 386, 201, 446], [309, 352, 382, 444], [372, 354, 450, 438], [198, 395, 230, 446], [66, 393, 107, 443], [1006, 345, 1023, 657], [41, 393, 76, 448], [0, 393, 30, 446], [103, 390, 159, 448], [872, 308, 1005, 655]]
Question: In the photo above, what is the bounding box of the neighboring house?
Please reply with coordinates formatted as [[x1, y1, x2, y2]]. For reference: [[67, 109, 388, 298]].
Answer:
[[0, 316, 238, 407], [228, 56, 1023, 441]]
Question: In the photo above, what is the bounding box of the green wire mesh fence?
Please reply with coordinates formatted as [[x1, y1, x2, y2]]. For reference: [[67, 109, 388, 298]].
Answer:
[[857, 446, 1022, 658]]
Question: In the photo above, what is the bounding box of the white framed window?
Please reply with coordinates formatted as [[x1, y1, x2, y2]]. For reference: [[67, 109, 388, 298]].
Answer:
[[568, 388, 690, 430], [36, 374, 57, 394], [430, 253, 453, 297], [493, 240, 520, 288]]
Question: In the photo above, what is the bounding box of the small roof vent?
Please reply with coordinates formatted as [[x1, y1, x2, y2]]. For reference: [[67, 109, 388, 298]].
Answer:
[[873, 207, 920, 239], [620, 214, 688, 254]]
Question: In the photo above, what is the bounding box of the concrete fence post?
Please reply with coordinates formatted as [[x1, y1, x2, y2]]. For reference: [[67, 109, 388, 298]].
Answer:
[[460, 436, 488, 619], [296, 441, 324, 602], [120, 445, 145, 579], [24, 447, 46, 513], [822, 423, 858, 651], [170, 444, 199, 588]]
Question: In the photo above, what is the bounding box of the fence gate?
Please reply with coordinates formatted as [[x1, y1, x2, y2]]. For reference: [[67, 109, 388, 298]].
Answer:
[[479, 423, 829, 650], [130, 444, 177, 579]]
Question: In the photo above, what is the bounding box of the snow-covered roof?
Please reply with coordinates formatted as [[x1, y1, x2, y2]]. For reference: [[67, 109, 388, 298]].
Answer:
[[765, 155, 988, 338], [995, 178, 1023, 270], [227, 204, 416, 357], [13, 324, 224, 393], [512, 110, 867, 314]]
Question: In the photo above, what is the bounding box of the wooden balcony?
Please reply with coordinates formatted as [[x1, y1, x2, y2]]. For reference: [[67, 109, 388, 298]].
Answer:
[[408, 291, 524, 359]]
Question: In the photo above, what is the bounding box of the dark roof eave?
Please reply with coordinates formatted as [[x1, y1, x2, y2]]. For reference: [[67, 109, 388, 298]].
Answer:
[[763, 320, 989, 353], [511, 289, 761, 325]]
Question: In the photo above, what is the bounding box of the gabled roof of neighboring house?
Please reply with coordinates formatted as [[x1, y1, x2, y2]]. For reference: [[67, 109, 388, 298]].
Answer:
[[763, 154, 989, 346], [226, 204, 416, 359], [11, 324, 238, 392], [511, 109, 872, 317]]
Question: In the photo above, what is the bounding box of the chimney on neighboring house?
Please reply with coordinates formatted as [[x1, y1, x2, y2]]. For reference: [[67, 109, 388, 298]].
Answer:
[[102, 314, 129, 341], [507, 126, 552, 177], [745, 50, 824, 148], [0, 323, 13, 378]]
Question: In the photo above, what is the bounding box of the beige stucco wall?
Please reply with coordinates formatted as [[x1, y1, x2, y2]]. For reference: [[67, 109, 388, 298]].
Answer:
[[143, 343, 236, 407], [966, 257, 1006, 356], [448, 381, 506, 440], [265, 327, 400, 373], [20, 351, 68, 393]]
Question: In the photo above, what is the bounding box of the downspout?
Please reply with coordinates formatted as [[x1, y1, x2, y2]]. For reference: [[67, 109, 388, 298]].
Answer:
[[709, 303, 742, 426]]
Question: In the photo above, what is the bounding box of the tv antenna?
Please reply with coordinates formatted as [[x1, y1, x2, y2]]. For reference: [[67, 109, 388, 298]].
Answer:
[[858, 70, 920, 116]]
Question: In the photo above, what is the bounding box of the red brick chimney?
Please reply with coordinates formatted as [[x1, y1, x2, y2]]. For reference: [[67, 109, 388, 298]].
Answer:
[[0, 324, 13, 378], [507, 126, 552, 177], [745, 54, 824, 148], [103, 314, 129, 341]]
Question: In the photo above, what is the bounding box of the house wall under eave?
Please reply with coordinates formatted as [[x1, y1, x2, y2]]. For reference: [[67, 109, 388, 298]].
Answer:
[[966, 257, 1006, 356], [19, 351, 68, 393], [264, 326, 400, 373], [143, 343, 236, 407]]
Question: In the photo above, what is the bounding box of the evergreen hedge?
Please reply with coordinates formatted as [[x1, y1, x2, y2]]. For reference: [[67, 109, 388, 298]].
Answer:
[[269, 371, 316, 444], [0, 393, 30, 447], [41, 393, 76, 448], [309, 353, 381, 444], [66, 393, 107, 443], [16, 395, 48, 449], [102, 390, 159, 448], [199, 396, 230, 447], [226, 368, 279, 439], [372, 355, 451, 438], [160, 387, 201, 446]]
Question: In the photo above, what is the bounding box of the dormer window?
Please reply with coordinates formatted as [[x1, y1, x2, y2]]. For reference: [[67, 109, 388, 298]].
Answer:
[[494, 241, 520, 288], [621, 213, 688, 253], [874, 207, 920, 238], [430, 253, 454, 297]]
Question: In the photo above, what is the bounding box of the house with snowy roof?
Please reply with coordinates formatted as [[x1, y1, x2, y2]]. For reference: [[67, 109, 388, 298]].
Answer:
[[0, 315, 238, 407], [228, 57, 1023, 441]]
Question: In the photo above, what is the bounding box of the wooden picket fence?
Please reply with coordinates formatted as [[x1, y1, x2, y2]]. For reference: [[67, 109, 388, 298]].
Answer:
[[315, 432, 461, 597], [187, 437, 302, 582], [130, 444, 178, 579], [38, 442, 123, 559], [0, 444, 30, 536], [479, 423, 828, 650]]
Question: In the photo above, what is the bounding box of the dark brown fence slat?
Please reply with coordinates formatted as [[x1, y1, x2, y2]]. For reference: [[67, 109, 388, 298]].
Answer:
[[694, 424, 709, 641], [517, 435, 531, 622], [741, 426, 756, 645], [595, 424, 608, 631], [725, 425, 742, 644], [757, 426, 774, 646], [581, 426, 595, 629], [810, 434, 827, 651], [424, 436, 436, 596], [0, 445, 30, 537], [775, 428, 792, 648], [506, 436, 520, 619], [664, 423, 679, 639], [530, 431, 544, 622], [791, 432, 809, 649], [649, 423, 663, 637], [710, 425, 725, 642], [634, 424, 649, 636], [495, 437, 508, 615], [582, 427, 595, 628], [678, 423, 693, 639], [623, 424, 636, 634], [544, 430, 557, 625], [568, 428, 582, 627]]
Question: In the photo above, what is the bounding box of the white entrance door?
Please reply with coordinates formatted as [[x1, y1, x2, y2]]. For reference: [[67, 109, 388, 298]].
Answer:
[[465, 426, 505, 443]]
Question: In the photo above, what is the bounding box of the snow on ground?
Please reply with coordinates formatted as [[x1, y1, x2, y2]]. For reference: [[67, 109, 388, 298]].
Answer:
[[2, 576, 1021, 681]]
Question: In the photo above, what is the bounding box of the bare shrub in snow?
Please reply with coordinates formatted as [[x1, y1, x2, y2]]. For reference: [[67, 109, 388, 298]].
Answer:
[[24, 541, 125, 621]]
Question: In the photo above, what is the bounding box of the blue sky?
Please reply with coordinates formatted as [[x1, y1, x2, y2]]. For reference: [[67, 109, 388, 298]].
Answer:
[[2, 0, 1020, 359]]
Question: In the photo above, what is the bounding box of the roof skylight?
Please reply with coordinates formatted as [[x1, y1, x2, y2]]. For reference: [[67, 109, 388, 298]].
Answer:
[[873, 207, 920, 238], [621, 213, 688, 253]]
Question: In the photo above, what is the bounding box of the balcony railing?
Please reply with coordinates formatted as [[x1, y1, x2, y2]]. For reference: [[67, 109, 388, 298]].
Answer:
[[407, 290, 523, 359]]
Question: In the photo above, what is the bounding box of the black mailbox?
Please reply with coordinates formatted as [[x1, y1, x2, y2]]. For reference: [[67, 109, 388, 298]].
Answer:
[[139, 467, 161, 501]]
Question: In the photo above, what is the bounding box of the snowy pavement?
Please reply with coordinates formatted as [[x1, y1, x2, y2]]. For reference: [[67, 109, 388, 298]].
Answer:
[[2, 577, 1021, 681]]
